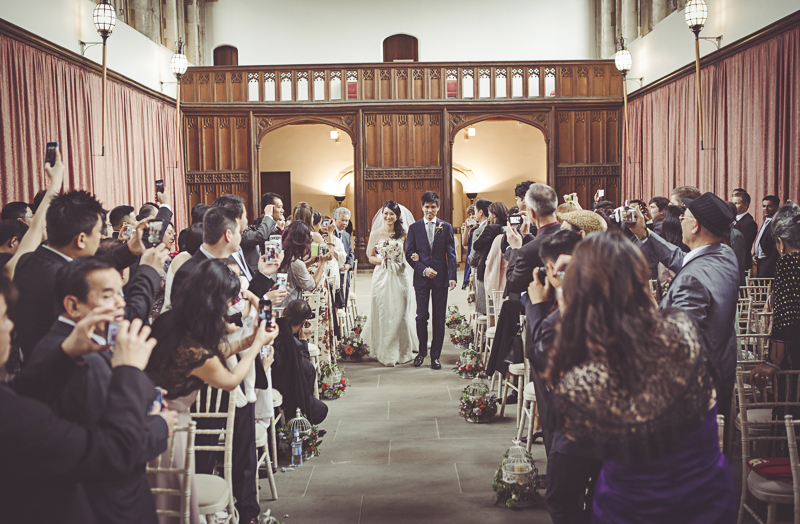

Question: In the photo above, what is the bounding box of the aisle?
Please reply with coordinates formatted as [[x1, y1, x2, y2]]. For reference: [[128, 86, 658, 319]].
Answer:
[[259, 270, 553, 523]]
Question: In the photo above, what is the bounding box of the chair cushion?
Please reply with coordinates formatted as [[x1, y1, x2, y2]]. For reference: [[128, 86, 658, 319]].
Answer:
[[747, 469, 794, 497], [308, 345, 321, 357], [508, 363, 526, 375], [271, 388, 283, 408], [523, 386, 537, 402], [195, 474, 229, 511], [747, 458, 792, 484], [255, 423, 268, 447], [736, 408, 773, 433], [476, 315, 488, 324], [486, 326, 496, 336]]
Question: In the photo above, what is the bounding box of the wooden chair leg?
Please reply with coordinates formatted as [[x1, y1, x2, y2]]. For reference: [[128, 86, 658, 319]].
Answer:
[[270, 415, 279, 469], [516, 379, 525, 429], [767, 502, 777, 524], [527, 403, 536, 453], [265, 446, 278, 500], [499, 374, 510, 417], [515, 400, 528, 442]]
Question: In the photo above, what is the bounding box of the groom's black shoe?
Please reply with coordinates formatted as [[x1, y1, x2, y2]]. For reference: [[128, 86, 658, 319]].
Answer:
[[413, 355, 425, 367], [430, 359, 441, 370]]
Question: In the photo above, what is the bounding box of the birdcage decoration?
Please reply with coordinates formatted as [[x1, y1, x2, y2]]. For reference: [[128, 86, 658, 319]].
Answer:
[[459, 374, 498, 423], [287, 408, 312, 436], [453, 347, 484, 378], [493, 441, 540, 508], [318, 363, 348, 400], [259, 509, 283, 524]]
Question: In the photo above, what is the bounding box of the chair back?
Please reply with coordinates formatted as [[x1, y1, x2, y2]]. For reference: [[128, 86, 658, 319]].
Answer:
[[492, 290, 505, 327], [738, 369, 800, 462], [351, 260, 358, 292], [302, 291, 324, 345], [191, 386, 237, 518], [146, 422, 196, 524], [742, 279, 773, 309], [737, 296, 754, 335], [785, 416, 800, 524], [736, 333, 770, 368]]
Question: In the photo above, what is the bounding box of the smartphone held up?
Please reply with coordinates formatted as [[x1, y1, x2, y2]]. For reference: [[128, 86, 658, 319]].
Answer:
[[45, 142, 59, 167]]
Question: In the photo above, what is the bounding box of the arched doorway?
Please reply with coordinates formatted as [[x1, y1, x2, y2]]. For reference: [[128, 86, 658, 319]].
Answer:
[[451, 118, 548, 223], [257, 122, 355, 225]]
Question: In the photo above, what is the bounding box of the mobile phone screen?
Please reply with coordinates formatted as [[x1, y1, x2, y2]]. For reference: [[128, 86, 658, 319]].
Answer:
[[155, 179, 165, 194], [45, 142, 58, 167]]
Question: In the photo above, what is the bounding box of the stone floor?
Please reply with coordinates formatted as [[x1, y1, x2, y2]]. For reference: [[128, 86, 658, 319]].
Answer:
[[258, 269, 553, 523]]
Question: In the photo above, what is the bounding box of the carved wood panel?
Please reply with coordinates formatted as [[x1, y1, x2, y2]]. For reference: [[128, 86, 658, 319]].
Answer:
[[365, 113, 440, 168]]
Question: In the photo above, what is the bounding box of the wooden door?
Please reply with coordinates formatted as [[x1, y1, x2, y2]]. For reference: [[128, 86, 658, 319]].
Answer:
[[260, 171, 292, 211]]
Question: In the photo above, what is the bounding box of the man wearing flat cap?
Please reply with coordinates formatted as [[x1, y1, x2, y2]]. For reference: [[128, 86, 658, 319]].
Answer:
[[628, 192, 739, 455]]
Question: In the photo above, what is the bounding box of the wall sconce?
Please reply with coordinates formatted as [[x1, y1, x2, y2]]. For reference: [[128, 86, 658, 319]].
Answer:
[[466, 192, 478, 204], [614, 36, 632, 164], [82, 0, 116, 156], [685, 0, 708, 150], [464, 126, 476, 140], [330, 128, 340, 142], [334, 194, 346, 205]]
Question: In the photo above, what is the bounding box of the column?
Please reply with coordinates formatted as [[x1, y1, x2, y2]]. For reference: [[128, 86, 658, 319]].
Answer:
[[163, 0, 179, 50], [132, 0, 161, 46], [621, 0, 639, 43], [652, 0, 668, 26], [185, 0, 200, 65], [600, 0, 616, 58]]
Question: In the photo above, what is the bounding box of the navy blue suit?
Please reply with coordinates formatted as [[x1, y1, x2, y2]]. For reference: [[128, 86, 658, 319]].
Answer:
[[405, 219, 457, 360]]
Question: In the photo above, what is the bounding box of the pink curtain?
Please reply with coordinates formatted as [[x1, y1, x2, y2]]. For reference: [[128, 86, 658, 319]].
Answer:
[[623, 25, 800, 224], [0, 34, 188, 231]]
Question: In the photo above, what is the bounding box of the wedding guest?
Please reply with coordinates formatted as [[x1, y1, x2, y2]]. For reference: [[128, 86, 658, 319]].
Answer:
[[14, 189, 146, 361], [648, 196, 669, 235], [725, 202, 748, 286], [146, 259, 278, 524], [150, 222, 177, 320], [177, 203, 208, 252], [669, 185, 701, 207], [162, 223, 202, 313], [109, 205, 135, 240], [0, 268, 170, 524], [461, 204, 477, 290], [754, 195, 781, 278], [14, 256, 175, 524], [272, 299, 328, 425], [333, 207, 354, 308], [629, 192, 739, 454], [212, 195, 269, 278], [278, 220, 332, 306], [547, 232, 736, 523], [732, 190, 758, 253], [557, 209, 608, 236], [0, 220, 28, 269], [1, 201, 33, 226], [750, 205, 800, 386], [514, 180, 535, 215], [469, 202, 507, 316]]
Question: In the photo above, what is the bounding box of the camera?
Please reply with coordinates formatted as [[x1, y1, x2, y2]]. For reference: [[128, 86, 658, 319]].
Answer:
[[258, 299, 273, 326], [145, 220, 165, 247], [556, 262, 568, 281], [536, 267, 547, 286], [508, 214, 523, 226], [270, 234, 282, 253], [276, 273, 288, 291], [119, 223, 135, 242], [105, 321, 119, 347], [260, 345, 272, 358], [466, 218, 477, 227], [322, 219, 331, 228], [264, 240, 279, 262], [610, 206, 637, 225]]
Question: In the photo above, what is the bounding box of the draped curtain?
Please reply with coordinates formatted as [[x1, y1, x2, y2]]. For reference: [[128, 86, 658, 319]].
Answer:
[[623, 25, 800, 225], [0, 34, 188, 231]]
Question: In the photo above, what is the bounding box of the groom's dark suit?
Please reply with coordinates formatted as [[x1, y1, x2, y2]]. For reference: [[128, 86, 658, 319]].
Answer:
[[406, 218, 457, 360]]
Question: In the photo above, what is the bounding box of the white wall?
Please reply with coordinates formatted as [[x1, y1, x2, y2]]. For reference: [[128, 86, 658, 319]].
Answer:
[[205, 0, 596, 65], [1, 0, 181, 97], [621, 0, 799, 94]]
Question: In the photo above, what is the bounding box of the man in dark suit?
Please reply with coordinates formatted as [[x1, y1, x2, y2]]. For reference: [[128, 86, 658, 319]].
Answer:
[[753, 195, 781, 278], [13, 257, 176, 524], [630, 192, 739, 454], [1, 309, 175, 524], [648, 196, 669, 236], [405, 191, 457, 370], [505, 183, 562, 300], [333, 207, 354, 309], [732, 190, 759, 254], [525, 230, 603, 524], [109, 205, 135, 240], [13, 190, 150, 362]]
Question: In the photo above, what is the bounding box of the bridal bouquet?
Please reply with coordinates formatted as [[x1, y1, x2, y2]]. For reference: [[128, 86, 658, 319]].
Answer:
[[449, 323, 474, 349], [318, 363, 348, 400], [446, 304, 467, 329], [377, 239, 403, 263]]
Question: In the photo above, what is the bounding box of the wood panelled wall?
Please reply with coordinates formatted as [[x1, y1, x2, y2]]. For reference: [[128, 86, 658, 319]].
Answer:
[[179, 61, 624, 263]]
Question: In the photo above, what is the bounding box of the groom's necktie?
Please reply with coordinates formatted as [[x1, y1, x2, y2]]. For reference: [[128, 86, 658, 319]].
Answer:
[[426, 221, 434, 247]]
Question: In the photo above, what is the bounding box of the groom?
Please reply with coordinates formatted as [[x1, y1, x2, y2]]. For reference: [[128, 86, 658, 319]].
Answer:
[[406, 191, 457, 369]]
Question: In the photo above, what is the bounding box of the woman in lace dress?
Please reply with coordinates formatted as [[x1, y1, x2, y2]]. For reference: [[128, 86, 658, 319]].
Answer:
[[546, 233, 736, 524], [361, 201, 418, 366]]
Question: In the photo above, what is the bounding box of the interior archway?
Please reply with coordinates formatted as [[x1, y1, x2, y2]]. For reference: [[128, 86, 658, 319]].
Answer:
[[258, 123, 355, 224]]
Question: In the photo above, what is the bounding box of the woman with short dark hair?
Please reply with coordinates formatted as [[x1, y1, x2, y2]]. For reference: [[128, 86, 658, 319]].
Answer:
[[547, 233, 736, 523], [468, 201, 508, 315], [278, 220, 333, 307]]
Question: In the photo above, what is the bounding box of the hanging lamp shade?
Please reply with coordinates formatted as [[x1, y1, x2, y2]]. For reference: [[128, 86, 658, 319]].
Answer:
[[93, 0, 117, 36], [170, 39, 188, 78], [685, 0, 708, 32], [614, 47, 632, 75]]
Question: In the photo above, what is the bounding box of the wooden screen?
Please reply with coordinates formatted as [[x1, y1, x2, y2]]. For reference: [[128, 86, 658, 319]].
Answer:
[[383, 35, 418, 62]]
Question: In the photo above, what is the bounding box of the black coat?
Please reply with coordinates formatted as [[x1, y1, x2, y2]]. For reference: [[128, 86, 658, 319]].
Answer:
[[1, 361, 158, 524], [736, 212, 759, 255], [14, 320, 168, 524], [468, 223, 504, 282], [171, 248, 275, 301], [242, 215, 277, 272], [14, 243, 138, 361], [271, 317, 312, 420], [756, 220, 779, 278], [504, 222, 561, 297]]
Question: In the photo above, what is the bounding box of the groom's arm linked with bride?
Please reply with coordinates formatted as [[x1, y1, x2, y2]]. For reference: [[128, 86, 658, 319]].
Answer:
[[404, 191, 457, 369]]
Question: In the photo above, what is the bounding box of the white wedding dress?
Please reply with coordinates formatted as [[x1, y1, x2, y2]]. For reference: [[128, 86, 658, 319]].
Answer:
[[361, 210, 419, 367]]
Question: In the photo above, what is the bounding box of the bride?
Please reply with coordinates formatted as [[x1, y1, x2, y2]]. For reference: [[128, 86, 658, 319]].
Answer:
[[361, 200, 419, 366]]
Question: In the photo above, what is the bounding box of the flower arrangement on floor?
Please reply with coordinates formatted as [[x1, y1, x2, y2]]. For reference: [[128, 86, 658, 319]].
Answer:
[[318, 362, 348, 400], [459, 375, 498, 423], [492, 442, 542, 509], [337, 332, 369, 361], [449, 322, 474, 348], [352, 315, 367, 337], [276, 424, 323, 460], [446, 304, 467, 329], [453, 347, 484, 378]]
